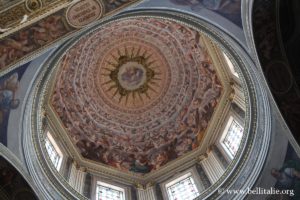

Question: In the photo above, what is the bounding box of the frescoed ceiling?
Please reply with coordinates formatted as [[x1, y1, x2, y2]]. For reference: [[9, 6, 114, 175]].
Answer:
[[49, 17, 223, 174], [0, 0, 141, 74]]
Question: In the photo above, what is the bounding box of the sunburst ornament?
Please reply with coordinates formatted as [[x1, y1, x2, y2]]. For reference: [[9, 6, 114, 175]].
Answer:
[[101, 46, 162, 105]]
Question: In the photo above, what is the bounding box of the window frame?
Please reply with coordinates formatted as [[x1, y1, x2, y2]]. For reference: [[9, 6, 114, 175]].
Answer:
[[160, 167, 204, 200], [95, 181, 126, 200], [91, 177, 131, 200], [218, 114, 244, 161], [45, 131, 64, 171]]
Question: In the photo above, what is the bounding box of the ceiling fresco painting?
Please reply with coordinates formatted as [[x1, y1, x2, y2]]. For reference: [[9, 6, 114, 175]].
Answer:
[[1, 0, 300, 199], [0, 0, 69, 32], [50, 17, 223, 174], [0, 0, 141, 74], [0, 13, 70, 71]]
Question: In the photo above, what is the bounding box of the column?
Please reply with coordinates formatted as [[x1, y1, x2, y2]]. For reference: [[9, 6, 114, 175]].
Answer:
[[68, 162, 77, 187], [230, 84, 245, 111], [200, 151, 225, 184], [68, 162, 86, 194], [82, 173, 92, 198], [136, 183, 157, 200]]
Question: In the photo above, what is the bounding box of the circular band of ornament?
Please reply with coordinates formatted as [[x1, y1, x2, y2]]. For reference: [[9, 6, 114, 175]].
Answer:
[[26, 0, 42, 12], [66, 0, 104, 28], [50, 17, 223, 173], [97, 39, 170, 110]]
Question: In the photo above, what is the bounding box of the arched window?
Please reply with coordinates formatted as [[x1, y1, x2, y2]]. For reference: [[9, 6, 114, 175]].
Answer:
[[45, 132, 63, 170]]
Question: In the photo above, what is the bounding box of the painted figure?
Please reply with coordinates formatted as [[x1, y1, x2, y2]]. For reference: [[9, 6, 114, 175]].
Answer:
[[0, 73, 20, 125], [0, 73, 20, 144], [271, 160, 300, 199], [120, 66, 144, 87], [51, 18, 223, 173], [0, 15, 68, 70]]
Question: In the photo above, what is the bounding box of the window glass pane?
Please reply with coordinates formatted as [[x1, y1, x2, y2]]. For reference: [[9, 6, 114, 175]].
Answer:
[[45, 137, 61, 170], [96, 184, 124, 200], [166, 176, 200, 200], [222, 120, 244, 157]]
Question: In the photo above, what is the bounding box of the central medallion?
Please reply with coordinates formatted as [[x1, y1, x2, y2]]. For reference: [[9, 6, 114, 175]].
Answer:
[[99, 44, 167, 109], [105, 51, 157, 100], [118, 62, 146, 91]]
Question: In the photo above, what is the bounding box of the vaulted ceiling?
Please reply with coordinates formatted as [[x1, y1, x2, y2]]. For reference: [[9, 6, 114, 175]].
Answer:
[[48, 17, 223, 174]]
